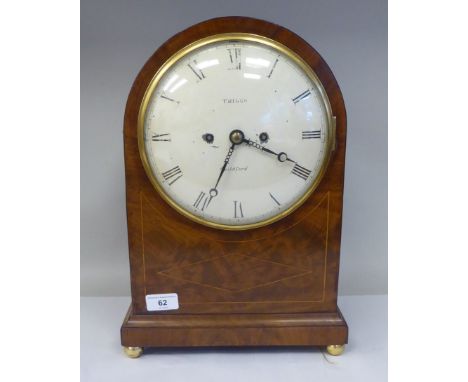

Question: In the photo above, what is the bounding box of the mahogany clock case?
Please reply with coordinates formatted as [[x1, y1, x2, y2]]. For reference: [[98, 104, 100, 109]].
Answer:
[[121, 17, 348, 348]]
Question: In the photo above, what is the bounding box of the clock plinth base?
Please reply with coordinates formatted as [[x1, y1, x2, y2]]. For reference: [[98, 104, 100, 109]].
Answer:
[[121, 305, 348, 350]]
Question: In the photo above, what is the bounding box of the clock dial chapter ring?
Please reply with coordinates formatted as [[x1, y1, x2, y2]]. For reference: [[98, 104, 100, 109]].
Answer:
[[137, 33, 335, 230]]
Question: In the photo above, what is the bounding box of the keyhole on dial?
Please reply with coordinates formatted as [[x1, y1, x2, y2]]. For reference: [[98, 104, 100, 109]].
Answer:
[[202, 133, 214, 144], [259, 132, 269, 143]]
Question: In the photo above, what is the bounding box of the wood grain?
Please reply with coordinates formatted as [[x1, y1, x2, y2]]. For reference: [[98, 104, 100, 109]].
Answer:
[[121, 16, 348, 348]]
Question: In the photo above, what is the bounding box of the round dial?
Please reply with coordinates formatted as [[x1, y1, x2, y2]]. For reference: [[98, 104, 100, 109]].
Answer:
[[139, 35, 334, 230]]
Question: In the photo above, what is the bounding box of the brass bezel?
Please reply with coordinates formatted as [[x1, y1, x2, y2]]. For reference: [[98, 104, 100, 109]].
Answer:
[[137, 33, 335, 231]]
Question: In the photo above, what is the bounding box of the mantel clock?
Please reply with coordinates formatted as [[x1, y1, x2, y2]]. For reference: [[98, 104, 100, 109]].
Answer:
[[120, 17, 348, 358]]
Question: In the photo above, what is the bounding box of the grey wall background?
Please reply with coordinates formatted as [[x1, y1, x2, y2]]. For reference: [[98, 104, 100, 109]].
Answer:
[[81, 0, 387, 296]]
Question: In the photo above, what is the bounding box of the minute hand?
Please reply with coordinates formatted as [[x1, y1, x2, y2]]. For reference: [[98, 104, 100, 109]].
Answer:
[[242, 138, 295, 163], [213, 142, 236, 190]]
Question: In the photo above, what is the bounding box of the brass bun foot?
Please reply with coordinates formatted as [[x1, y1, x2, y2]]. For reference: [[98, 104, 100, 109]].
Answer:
[[326, 344, 345, 356], [123, 346, 143, 358]]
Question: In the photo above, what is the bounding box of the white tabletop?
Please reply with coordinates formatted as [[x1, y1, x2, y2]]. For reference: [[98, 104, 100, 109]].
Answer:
[[81, 295, 387, 382]]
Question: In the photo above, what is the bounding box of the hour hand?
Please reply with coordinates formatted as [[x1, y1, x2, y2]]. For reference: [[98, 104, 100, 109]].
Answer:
[[242, 137, 294, 163]]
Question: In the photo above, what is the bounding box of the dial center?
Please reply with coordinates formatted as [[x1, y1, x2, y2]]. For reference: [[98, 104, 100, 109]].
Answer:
[[229, 129, 244, 145]]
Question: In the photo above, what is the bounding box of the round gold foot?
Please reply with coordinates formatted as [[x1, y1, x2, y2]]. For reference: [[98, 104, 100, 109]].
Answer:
[[326, 344, 345, 356], [123, 346, 143, 358]]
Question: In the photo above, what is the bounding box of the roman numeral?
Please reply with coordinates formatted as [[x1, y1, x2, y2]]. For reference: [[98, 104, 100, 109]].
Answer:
[[269, 192, 281, 206], [291, 163, 312, 181], [151, 133, 171, 142], [227, 48, 241, 70], [292, 89, 311, 104], [267, 57, 279, 78], [302, 130, 321, 139], [233, 200, 244, 218], [161, 166, 182, 185], [188, 61, 205, 80], [160, 94, 179, 103], [193, 191, 212, 211]]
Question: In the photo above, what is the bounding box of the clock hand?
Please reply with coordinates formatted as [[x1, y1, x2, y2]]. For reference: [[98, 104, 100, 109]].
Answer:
[[208, 130, 244, 198], [242, 137, 313, 182], [211, 142, 235, 195], [241, 137, 295, 163]]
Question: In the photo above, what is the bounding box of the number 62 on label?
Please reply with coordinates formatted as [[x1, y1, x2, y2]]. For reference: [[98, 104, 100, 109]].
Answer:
[[145, 293, 179, 311]]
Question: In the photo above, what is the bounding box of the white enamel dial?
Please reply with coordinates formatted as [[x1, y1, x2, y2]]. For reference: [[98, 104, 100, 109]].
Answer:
[[141, 38, 333, 229]]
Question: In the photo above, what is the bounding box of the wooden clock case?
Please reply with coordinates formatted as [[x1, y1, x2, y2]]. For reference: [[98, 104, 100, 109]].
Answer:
[[121, 16, 348, 353]]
